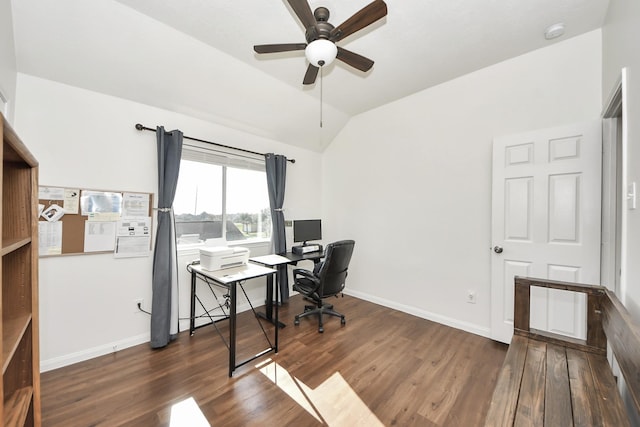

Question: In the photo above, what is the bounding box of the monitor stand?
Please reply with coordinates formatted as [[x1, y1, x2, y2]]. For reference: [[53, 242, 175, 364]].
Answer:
[[292, 242, 322, 255]]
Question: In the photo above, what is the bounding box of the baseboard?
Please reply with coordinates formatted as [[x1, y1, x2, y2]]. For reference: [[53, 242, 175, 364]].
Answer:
[[344, 289, 491, 339], [41, 293, 489, 372], [40, 333, 150, 373], [42, 300, 263, 372]]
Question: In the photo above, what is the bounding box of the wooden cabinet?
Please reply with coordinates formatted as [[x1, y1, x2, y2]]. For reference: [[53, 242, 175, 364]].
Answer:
[[0, 113, 40, 426]]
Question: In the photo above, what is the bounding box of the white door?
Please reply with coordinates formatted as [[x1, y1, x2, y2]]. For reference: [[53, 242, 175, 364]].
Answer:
[[490, 121, 602, 344]]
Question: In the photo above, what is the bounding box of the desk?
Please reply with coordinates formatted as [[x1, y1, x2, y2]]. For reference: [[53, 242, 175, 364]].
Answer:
[[283, 250, 324, 265], [249, 255, 292, 328], [249, 251, 325, 327], [188, 263, 277, 377]]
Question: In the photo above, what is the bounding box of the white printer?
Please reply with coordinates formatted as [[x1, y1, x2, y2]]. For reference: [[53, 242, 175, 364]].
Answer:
[[200, 246, 250, 271]]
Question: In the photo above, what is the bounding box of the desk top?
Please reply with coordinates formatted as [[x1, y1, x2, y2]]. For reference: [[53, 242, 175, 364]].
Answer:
[[249, 252, 325, 267], [283, 250, 324, 263], [249, 254, 292, 267], [190, 263, 275, 284]]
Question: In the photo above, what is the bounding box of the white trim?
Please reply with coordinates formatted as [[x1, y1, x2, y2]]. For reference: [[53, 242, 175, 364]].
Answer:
[[40, 301, 258, 371], [41, 290, 487, 371], [344, 289, 491, 339], [601, 118, 619, 290], [40, 333, 150, 372], [619, 68, 629, 306], [601, 68, 629, 302]]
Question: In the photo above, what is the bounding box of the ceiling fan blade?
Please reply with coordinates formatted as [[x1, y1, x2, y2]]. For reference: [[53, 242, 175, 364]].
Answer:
[[254, 43, 307, 54], [287, 0, 316, 29], [336, 47, 374, 72], [303, 64, 319, 85], [330, 0, 388, 42]]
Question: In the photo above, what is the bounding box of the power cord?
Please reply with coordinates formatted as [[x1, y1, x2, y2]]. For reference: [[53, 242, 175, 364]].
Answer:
[[137, 302, 152, 315], [136, 302, 225, 321]]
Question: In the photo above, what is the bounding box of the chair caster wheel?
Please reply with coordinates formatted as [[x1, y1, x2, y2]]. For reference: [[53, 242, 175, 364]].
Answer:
[[294, 317, 300, 326], [341, 317, 346, 325], [319, 327, 324, 333]]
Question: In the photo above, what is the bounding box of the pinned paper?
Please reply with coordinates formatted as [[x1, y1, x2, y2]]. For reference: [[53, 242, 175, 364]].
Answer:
[[38, 221, 62, 256]]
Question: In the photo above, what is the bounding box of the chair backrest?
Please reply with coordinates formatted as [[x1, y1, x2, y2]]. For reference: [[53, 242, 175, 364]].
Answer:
[[317, 240, 355, 297]]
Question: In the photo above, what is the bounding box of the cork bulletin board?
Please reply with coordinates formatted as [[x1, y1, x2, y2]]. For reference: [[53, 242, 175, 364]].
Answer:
[[38, 186, 154, 256]]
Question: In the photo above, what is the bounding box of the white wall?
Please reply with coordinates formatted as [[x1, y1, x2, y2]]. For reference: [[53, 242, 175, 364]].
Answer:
[[0, 0, 17, 121], [322, 30, 602, 336], [14, 74, 322, 371]]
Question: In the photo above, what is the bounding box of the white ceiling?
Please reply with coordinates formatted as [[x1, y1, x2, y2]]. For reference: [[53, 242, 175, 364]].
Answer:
[[11, 0, 609, 152]]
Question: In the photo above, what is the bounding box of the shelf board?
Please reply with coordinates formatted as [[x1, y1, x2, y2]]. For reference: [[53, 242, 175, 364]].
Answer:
[[2, 115, 38, 167], [2, 314, 32, 374], [3, 386, 33, 427], [1, 237, 31, 257]]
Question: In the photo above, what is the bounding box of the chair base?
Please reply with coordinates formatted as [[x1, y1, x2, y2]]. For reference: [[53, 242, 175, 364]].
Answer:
[[294, 303, 345, 333]]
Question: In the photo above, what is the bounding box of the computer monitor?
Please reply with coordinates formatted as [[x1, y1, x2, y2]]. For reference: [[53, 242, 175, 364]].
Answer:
[[293, 219, 322, 244]]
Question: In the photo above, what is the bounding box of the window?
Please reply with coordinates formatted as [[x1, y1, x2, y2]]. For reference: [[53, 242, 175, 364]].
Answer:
[[173, 147, 271, 246]]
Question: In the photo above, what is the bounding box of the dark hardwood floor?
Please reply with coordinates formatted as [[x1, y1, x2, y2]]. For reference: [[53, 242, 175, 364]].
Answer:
[[41, 294, 507, 426]]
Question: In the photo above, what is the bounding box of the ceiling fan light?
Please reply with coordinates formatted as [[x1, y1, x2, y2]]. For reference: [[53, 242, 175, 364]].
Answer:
[[305, 39, 337, 67]]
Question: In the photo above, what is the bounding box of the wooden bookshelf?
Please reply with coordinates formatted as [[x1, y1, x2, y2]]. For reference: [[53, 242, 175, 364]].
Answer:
[[0, 113, 40, 426]]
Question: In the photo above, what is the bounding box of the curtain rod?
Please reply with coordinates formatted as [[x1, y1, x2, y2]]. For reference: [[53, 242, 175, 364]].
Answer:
[[135, 123, 295, 163]]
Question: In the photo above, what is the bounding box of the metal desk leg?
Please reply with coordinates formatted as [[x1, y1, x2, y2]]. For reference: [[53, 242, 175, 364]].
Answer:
[[190, 271, 196, 335], [229, 281, 237, 377], [265, 273, 274, 319], [275, 270, 279, 353], [256, 270, 285, 328]]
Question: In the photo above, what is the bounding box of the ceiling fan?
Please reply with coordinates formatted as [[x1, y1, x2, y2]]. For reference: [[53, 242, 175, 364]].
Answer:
[[253, 0, 388, 85]]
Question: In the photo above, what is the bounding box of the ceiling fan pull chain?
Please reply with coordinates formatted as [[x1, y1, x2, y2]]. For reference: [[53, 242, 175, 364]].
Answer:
[[320, 65, 324, 128]]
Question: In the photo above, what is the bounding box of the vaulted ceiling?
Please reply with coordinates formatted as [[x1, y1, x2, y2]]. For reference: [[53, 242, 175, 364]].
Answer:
[[11, 0, 609, 152]]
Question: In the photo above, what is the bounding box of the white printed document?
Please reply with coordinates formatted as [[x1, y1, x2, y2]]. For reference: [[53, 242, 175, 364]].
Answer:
[[84, 221, 116, 252], [38, 221, 62, 256]]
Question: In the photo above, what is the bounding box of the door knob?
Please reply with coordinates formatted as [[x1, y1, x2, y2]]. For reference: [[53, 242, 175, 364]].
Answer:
[[493, 246, 503, 254]]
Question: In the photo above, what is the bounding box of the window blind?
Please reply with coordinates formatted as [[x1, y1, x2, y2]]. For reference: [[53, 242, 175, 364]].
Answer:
[[181, 142, 265, 171]]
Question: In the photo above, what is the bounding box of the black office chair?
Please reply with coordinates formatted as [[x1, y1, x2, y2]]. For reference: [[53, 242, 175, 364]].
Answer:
[[292, 240, 355, 333]]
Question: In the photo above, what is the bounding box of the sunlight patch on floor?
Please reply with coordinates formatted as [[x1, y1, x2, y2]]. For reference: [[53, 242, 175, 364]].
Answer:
[[169, 397, 210, 427], [256, 358, 384, 426]]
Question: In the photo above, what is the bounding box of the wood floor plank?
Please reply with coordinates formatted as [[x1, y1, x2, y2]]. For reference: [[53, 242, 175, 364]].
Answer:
[[41, 294, 507, 426], [444, 338, 508, 427], [417, 330, 478, 425]]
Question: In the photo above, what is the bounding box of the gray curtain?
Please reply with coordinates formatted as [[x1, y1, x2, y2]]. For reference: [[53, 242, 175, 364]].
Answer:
[[265, 153, 289, 302], [151, 127, 183, 348]]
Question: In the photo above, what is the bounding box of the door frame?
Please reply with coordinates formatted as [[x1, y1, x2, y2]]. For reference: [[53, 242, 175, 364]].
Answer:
[[601, 68, 629, 301]]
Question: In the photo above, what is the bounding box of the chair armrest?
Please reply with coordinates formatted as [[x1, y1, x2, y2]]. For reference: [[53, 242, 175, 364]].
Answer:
[[293, 268, 321, 296], [293, 268, 316, 281]]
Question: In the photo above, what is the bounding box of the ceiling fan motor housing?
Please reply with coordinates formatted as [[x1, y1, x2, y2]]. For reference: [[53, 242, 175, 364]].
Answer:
[[305, 7, 335, 42]]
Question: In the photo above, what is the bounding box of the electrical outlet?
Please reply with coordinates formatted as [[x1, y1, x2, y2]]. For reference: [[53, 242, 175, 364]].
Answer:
[[466, 291, 477, 304], [134, 298, 144, 313]]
